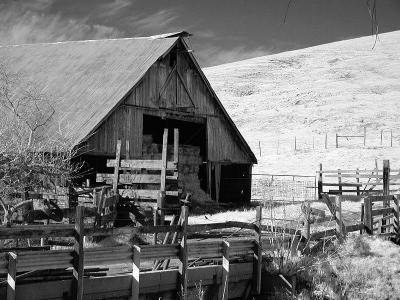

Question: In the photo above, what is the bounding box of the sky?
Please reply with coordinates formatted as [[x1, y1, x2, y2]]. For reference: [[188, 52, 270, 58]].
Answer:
[[0, 0, 400, 67]]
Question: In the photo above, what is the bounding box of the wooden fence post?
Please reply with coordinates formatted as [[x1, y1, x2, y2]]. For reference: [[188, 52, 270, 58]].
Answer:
[[390, 130, 393, 147], [325, 133, 328, 149], [337, 169, 342, 195], [131, 245, 141, 300], [363, 197, 373, 235], [335, 133, 338, 148], [219, 241, 230, 300], [302, 203, 311, 249], [335, 196, 345, 239], [394, 195, 399, 235], [7, 252, 17, 300], [383, 160, 390, 198], [72, 206, 85, 300], [253, 206, 262, 294], [317, 163, 323, 200], [178, 205, 189, 300], [294, 136, 297, 151], [356, 168, 360, 196]]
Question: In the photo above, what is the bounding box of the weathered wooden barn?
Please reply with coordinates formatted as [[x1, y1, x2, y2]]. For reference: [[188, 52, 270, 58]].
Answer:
[[0, 32, 257, 203]]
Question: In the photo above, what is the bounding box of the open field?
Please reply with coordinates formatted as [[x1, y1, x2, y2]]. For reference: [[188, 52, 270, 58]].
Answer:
[[204, 31, 400, 175]]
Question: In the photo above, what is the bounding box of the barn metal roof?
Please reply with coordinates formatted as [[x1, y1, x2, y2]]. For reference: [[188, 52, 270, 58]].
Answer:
[[0, 36, 178, 146]]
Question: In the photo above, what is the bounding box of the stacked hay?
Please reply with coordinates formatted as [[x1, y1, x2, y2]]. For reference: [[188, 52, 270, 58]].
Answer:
[[142, 135, 212, 204]]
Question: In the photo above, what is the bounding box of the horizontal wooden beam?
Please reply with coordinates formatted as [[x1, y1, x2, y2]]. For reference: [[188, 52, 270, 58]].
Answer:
[[118, 189, 179, 199], [97, 173, 177, 185], [107, 159, 176, 170]]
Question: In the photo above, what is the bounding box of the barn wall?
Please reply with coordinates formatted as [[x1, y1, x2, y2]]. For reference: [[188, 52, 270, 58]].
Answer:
[[86, 40, 252, 164]]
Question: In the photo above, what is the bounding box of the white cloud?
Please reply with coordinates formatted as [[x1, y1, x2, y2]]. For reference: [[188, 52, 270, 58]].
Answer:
[[96, 0, 133, 18], [0, 1, 123, 45], [127, 9, 179, 34]]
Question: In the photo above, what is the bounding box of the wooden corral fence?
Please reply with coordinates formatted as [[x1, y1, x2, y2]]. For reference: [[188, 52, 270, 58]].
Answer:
[[317, 160, 400, 198], [0, 205, 264, 300], [362, 195, 399, 236]]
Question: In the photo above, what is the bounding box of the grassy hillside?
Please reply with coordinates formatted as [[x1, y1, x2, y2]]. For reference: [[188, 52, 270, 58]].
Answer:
[[204, 31, 400, 176]]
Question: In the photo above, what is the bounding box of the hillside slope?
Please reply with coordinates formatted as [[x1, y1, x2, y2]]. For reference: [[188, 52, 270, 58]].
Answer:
[[204, 31, 400, 175]]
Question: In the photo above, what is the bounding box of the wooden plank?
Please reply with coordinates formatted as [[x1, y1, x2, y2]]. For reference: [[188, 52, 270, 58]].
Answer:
[[7, 252, 17, 300], [394, 196, 399, 233], [322, 183, 362, 187], [371, 207, 395, 217], [72, 206, 85, 300], [174, 128, 179, 164], [130, 245, 140, 300], [119, 189, 179, 199], [107, 159, 177, 170], [178, 206, 189, 300], [97, 173, 178, 184], [346, 223, 364, 233], [113, 140, 122, 194]]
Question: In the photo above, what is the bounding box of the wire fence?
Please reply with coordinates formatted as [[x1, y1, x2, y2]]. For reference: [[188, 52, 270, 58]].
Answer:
[[252, 128, 400, 157], [252, 174, 316, 202]]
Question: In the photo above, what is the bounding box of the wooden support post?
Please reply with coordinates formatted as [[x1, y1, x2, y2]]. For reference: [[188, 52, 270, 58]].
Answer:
[[383, 160, 390, 198], [130, 245, 141, 300], [337, 169, 342, 195], [382, 160, 390, 233], [380, 130, 383, 146], [72, 206, 85, 300], [394, 195, 400, 235], [207, 162, 213, 196], [325, 133, 328, 149], [215, 163, 221, 203], [153, 208, 158, 244], [335, 196, 345, 238], [174, 128, 179, 165], [317, 163, 323, 200], [113, 140, 122, 194], [7, 252, 17, 300], [364, 197, 373, 235], [159, 129, 168, 226], [178, 205, 189, 300], [335, 133, 338, 148], [253, 206, 262, 294], [219, 241, 230, 300]]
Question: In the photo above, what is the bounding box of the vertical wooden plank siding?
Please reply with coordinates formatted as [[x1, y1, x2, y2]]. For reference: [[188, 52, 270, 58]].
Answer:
[[72, 206, 85, 300], [7, 252, 17, 300], [207, 117, 251, 163], [178, 206, 189, 299], [131, 245, 141, 300]]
